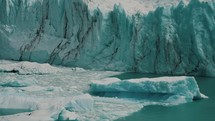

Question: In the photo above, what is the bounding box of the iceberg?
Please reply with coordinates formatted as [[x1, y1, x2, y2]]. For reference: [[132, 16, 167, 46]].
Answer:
[[90, 76, 208, 105], [0, 0, 215, 76], [57, 109, 78, 121], [65, 94, 94, 112]]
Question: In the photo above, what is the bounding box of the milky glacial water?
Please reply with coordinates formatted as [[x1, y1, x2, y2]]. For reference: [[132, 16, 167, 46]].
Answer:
[[115, 73, 215, 121]]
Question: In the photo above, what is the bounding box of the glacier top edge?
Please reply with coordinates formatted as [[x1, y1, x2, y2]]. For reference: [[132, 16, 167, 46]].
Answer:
[[84, 0, 214, 15], [4, 0, 214, 16]]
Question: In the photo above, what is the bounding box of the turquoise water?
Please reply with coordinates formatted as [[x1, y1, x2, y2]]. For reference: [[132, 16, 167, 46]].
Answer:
[[115, 73, 215, 121]]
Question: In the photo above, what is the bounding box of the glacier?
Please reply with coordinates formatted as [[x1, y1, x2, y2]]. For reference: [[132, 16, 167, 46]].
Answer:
[[0, 0, 213, 120], [0, 0, 215, 76]]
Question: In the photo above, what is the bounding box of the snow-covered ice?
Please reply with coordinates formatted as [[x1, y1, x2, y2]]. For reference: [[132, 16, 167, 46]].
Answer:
[[58, 109, 79, 121], [0, 60, 143, 121], [0, 93, 39, 117], [65, 94, 94, 112], [0, 60, 62, 75], [84, 0, 210, 15], [0, 74, 37, 87]]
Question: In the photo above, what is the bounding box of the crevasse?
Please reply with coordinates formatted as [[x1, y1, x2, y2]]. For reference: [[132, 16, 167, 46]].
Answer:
[[0, 0, 215, 76]]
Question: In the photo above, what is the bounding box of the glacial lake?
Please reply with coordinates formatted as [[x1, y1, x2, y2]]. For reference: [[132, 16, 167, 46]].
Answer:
[[114, 73, 215, 121], [0, 68, 214, 120]]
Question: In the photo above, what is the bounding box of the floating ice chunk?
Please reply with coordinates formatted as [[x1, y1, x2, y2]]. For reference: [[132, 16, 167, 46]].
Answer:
[[20, 86, 63, 92], [0, 76, 37, 87], [71, 67, 87, 72], [0, 77, 36, 87], [0, 110, 60, 121], [46, 86, 63, 92], [20, 86, 46, 92], [65, 94, 94, 112], [200, 93, 209, 98], [57, 109, 79, 121], [84, 0, 192, 15], [0, 80, 31, 87], [0, 93, 38, 111], [0, 61, 62, 75], [89, 96, 143, 121], [0, 87, 17, 94], [90, 76, 208, 104]]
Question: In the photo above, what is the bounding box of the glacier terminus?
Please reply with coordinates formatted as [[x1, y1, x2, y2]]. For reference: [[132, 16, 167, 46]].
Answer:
[[0, 0, 214, 121], [0, 0, 215, 76]]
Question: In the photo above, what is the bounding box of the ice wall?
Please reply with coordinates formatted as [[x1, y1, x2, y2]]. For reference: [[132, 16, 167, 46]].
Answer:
[[0, 0, 215, 76]]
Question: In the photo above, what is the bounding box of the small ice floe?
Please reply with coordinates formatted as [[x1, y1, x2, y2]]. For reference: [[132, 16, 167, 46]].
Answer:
[[0, 77, 36, 87], [0, 61, 62, 75], [20, 86, 63, 92], [65, 94, 94, 112], [57, 109, 79, 121]]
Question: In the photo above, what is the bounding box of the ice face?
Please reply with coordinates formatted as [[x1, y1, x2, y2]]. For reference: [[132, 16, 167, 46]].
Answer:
[[90, 77, 208, 105], [0, 0, 215, 76]]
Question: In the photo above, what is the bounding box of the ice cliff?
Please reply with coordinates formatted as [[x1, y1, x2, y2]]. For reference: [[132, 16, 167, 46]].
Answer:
[[0, 0, 215, 76]]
